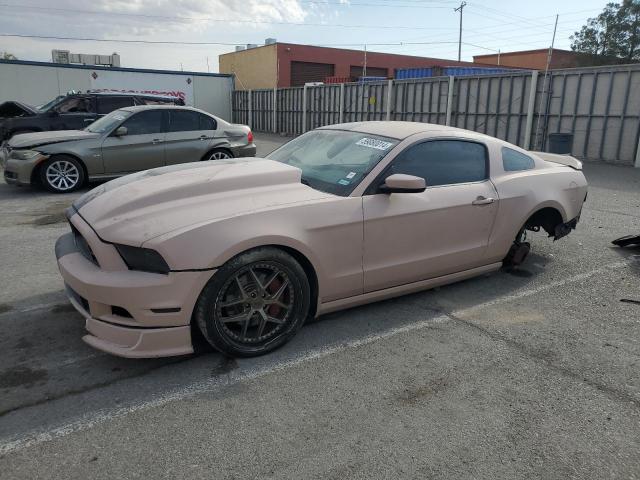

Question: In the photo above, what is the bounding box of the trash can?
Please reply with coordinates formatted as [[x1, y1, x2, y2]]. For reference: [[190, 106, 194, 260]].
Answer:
[[548, 133, 573, 154]]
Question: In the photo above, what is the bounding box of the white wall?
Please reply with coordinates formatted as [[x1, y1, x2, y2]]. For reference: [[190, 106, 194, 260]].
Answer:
[[0, 61, 233, 119]]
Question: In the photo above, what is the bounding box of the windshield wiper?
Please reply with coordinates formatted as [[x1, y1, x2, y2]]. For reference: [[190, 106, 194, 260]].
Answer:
[[300, 176, 311, 187]]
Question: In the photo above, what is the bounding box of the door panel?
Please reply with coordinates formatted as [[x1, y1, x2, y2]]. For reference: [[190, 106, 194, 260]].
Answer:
[[363, 182, 498, 293], [101, 110, 165, 174], [164, 110, 215, 165]]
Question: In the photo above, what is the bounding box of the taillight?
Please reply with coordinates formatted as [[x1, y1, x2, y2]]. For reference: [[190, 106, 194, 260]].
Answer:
[[247, 130, 254, 143]]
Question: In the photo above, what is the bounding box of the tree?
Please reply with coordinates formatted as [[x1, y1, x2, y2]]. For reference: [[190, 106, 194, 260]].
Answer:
[[1, 51, 17, 60], [571, 0, 640, 63]]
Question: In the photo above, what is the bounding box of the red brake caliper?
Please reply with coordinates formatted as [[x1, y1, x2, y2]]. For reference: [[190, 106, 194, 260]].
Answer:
[[267, 278, 282, 316]]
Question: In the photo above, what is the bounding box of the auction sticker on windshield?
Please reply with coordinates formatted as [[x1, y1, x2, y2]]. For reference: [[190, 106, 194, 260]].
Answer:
[[356, 138, 394, 151]]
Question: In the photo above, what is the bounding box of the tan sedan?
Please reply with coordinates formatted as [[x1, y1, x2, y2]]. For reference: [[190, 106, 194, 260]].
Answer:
[[55, 122, 588, 357]]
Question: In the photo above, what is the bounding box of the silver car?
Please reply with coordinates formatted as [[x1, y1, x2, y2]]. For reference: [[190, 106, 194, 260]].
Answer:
[[1, 105, 256, 193]]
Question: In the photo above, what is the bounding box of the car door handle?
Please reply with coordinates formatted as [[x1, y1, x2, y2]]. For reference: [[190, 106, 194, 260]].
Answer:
[[152, 138, 164, 144], [198, 135, 209, 140], [83, 118, 96, 123], [472, 196, 496, 205]]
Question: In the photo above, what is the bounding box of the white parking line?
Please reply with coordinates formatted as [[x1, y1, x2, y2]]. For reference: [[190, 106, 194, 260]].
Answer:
[[0, 259, 631, 456]]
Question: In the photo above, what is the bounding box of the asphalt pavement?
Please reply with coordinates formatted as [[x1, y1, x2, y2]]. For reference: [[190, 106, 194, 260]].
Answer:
[[0, 134, 639, 479]]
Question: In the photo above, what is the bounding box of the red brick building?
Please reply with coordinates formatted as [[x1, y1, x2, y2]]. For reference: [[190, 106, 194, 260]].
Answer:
[[220, 41, 497, 90], [474, 48, 602, 70]]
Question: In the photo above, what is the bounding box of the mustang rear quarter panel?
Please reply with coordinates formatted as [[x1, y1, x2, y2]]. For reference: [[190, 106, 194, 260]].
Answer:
[[484, 147, 587, 263]]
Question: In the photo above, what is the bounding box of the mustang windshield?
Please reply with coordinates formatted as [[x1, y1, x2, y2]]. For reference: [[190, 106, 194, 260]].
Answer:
[[267, 130, 399, 196], [85, 109, 132, 133]]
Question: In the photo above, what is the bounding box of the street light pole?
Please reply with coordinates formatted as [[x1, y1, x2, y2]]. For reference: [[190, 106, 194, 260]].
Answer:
[[454, 1, 467, 62]]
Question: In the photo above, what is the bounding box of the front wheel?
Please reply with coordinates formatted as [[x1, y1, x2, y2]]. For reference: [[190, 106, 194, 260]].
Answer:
[[39, 155, 85, 193], [194, 248, 310, 357]]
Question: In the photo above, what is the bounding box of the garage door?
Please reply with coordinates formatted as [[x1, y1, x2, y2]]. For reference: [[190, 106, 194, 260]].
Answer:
[[350, 66, 389, 79], [290, 61, 335, 86]]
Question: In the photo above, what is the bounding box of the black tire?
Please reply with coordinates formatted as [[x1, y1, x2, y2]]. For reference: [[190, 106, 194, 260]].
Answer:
[[195, 247, 310, 357], [203, 148, 233, 161], [39, 155, 85, 193]]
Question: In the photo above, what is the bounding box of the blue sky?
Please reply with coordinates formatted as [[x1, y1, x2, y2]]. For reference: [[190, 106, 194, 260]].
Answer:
[[0, 0, 609, 72]]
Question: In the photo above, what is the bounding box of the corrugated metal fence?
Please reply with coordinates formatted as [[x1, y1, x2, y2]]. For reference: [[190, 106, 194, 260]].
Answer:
[[233, 64, 640, 166]]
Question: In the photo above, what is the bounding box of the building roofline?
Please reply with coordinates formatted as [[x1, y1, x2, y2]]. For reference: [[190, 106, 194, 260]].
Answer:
[[220, 41, 497, 66], [218, 43, 277, 57], [0, 59, 233, 78], [474, 48, 576, 58]]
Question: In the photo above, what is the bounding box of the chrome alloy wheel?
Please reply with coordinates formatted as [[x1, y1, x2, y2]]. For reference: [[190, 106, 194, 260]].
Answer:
[[45, 160, 80, 191], [208, 151, 231, 160], [215, 263, 294, 344]]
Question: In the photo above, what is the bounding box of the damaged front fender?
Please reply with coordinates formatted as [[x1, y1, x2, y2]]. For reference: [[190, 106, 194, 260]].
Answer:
[[0, 101, 37, 120]]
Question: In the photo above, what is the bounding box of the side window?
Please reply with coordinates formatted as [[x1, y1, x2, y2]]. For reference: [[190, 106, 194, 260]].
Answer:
[[120, 110, 163, 136], [97, 96, 135, 114], [168, 111, 200, 132], [388, 140, 488, 187], [502, 147, 535, 171], [56, 97, 93, 114], [199, 113, 216, 130]]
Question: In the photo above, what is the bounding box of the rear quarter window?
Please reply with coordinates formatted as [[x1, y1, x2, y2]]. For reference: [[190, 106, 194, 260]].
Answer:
[[502, 147, 535, 171]]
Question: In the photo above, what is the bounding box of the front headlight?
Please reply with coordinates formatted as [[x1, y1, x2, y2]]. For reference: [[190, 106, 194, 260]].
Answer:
[[114, 244, 170, 275], [11, 149, 44, 160]]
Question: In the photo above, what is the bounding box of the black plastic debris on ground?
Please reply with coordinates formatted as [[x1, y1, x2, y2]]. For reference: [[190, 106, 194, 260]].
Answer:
[[620, 298, 640, 306], [612, 234, 640, 247]]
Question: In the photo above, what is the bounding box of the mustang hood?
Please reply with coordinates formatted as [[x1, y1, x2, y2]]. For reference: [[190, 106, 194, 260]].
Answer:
[[75, 159, 333, 245], [8, 130, 100, 148]]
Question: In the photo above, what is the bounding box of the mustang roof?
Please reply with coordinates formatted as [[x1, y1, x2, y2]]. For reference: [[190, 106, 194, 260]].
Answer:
[[320, 121, 487, 140]]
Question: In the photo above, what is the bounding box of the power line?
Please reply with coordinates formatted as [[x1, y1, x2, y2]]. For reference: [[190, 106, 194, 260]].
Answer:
[[0, 34, 245, 45], [0, 33, 492, 50]]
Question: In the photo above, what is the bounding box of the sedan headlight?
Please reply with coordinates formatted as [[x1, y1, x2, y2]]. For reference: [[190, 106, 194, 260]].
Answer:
[[11, 149, 44, 160], [114, 244, 170, 274]]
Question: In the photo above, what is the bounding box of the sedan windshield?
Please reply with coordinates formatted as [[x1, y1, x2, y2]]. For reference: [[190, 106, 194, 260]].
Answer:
[[85, 109, 132, 133], [267, 130, 399, 196]]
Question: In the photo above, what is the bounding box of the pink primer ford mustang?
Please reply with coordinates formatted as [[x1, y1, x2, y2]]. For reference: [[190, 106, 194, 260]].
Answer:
[[55, 122, 588, 358]]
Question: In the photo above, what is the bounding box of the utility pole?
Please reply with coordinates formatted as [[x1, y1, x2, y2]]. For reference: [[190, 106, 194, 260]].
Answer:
[[533, 13, 559, 151], [454, 1, 467, 62], [363, 44, 367, 77]]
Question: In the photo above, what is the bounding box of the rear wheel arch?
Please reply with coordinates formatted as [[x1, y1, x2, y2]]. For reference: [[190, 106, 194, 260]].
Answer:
[[523, 206, 565, 237], [202, 147, 233, 161]]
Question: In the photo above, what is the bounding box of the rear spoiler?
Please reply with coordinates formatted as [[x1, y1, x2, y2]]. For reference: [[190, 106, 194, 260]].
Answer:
[[531, 151, 582, 170]]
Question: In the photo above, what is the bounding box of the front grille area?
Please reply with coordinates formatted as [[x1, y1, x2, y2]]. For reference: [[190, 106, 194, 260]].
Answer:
[[66, 284, 90, 313], [70, 223, 99, 266], [111, 306, 133, 318]]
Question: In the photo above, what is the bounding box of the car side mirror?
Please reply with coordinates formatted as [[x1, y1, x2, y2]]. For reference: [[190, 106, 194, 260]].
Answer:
[[114, 126, 128, 137], [379, 174, 426, 194], [48, 109, 59, 117]]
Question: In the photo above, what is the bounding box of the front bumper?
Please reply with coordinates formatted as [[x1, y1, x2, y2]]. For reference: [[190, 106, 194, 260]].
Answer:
[[55, 213, 215, 358], [3, 153, 49, 186]]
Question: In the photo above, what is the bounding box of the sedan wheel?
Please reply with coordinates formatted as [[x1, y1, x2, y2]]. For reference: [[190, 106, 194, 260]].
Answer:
[[40, 156, 85, 193], [195, 248, 310, 357], [208, 150, 232, 160]]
